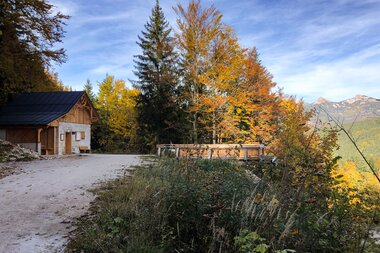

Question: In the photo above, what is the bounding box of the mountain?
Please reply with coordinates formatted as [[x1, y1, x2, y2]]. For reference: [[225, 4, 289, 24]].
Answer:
[[306, 94, 380, 123], [305, 95, 380, 170]]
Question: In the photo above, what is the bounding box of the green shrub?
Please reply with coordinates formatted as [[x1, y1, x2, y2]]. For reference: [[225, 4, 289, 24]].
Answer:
[[67, 159, 259, 252], [66, 158, 379, 253]]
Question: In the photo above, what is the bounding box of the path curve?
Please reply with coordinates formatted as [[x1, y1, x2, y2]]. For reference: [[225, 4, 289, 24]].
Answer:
[[0, 154, 141, 253]]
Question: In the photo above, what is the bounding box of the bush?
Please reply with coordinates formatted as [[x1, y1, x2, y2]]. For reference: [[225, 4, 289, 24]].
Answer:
[[67, 159, 259, 252], [67, 158, 379, 253]]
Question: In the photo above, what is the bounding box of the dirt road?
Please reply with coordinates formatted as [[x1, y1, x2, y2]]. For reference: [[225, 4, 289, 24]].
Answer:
[[0, 154, 141, 253]]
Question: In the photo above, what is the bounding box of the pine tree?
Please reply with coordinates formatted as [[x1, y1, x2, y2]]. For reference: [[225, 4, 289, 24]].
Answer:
[[133, 0, 184, 151], [83, 79, 95, 102]]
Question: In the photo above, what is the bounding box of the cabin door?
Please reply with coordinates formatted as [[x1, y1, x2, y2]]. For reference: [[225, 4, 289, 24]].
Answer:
[[65, 132, 72, 154]]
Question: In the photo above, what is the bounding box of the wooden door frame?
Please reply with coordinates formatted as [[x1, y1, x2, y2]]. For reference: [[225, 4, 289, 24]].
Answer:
[[65, 132, 72, 154]]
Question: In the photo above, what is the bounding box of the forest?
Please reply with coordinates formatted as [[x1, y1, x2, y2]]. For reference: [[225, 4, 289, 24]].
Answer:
[[1, 0, 379, 252]]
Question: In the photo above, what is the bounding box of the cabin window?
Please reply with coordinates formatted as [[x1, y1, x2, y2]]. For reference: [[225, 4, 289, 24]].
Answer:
[[81, 131, 85, 140], [75, 132, 81, 141], [60, 134, 64, 141]]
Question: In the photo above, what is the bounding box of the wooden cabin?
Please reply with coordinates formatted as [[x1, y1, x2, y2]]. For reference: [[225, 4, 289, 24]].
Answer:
[[0, 91, 99, 155]]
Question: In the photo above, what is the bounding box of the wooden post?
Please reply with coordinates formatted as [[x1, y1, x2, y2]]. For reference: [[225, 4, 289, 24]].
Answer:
[[208, 148, 213, 160], [244, 148, 248, 161], [37, 128, 43, 155], [175, 148, 180, 158], [53, 127, 57, 154], [157, 147, 161, 157], [260, 144, 265, 156]]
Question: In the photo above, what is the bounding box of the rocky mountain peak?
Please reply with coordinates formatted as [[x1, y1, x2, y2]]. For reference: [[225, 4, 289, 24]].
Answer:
[[343, 94, 375, 104], [314, 97, 329, 104], [307, 94, 380, 123]]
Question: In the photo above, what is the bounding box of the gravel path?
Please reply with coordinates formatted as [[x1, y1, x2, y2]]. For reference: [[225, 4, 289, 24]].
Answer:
[[0, 154, 141, 253]]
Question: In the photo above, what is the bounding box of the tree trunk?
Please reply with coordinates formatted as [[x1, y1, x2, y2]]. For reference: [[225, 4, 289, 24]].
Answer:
[[193, 111, 198, 144], [212, 111, 216, 144]]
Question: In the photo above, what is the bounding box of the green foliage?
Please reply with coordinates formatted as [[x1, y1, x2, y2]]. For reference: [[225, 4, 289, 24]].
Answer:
[[234, 230, 296, 253], [235, 230, 269, 253], [83, 79, 95, 103], [66, 155, 379, 253], [67, 159, 258, 252], [335, 118, 380, 171], [133, 1, 187, 152]]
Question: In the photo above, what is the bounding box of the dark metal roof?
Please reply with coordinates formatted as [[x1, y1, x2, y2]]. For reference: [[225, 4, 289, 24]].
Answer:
[[0, 91, 85, 125]]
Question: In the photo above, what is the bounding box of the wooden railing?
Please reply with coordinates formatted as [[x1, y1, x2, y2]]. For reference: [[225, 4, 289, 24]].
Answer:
[[156, 143, 265, 161]]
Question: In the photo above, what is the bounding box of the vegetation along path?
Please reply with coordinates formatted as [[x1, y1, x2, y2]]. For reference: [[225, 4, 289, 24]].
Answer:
[[0, 154, 141, 253]]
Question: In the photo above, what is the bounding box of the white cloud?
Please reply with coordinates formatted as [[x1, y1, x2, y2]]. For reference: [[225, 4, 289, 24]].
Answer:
[[49, 0, 78, 15], [278, 46, 380, 101], [53, 0, 380, 101]]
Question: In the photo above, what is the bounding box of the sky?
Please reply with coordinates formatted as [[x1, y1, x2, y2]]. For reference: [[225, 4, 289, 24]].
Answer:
[[50, 0, 380, 102]]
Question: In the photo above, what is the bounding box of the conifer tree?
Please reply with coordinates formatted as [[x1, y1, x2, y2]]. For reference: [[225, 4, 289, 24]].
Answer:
[[83, 79, 95, 102], [133, 0, 184, 151]]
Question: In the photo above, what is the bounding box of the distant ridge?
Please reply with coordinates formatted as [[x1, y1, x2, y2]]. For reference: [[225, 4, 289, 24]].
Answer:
[[307, 94, 380, 123], [314, 97, 330, 104]]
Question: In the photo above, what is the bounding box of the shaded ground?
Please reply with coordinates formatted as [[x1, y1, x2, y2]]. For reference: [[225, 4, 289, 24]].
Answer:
[[0, 163, 24, 180], [0, 154, 141, 253]]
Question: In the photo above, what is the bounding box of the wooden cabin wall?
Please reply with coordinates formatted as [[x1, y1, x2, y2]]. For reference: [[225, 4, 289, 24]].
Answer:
[[55, 96, 94, 125], [6, 128, 37, 143], [58, 104, 92, 124]]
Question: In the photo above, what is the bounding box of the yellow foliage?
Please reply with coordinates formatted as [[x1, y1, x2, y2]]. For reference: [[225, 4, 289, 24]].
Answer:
[[96, 75, 139, 141], [332, 161, 380, 208]]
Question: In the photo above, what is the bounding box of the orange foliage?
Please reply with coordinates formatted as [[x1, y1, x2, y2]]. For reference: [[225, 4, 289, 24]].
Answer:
[[175, 0, 281, 144], [229, 49, 280, 144]]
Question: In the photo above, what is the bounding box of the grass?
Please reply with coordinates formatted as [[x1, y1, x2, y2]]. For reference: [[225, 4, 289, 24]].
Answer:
[[66, 158, 266, 252], [66, 157, 380, 253]]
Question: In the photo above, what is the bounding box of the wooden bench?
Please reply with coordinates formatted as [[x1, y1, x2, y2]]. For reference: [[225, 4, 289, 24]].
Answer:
[[42, 148, 54, 155], [79, 146, 90, 153]]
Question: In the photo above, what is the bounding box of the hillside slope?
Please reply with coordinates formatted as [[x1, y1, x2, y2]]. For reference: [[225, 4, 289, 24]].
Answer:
[[335, 118, 380, 171], [305, 95, 380, 171]]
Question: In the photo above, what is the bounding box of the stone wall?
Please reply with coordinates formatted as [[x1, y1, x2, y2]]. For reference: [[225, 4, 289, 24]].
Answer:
[[58, 122, 91, 155]]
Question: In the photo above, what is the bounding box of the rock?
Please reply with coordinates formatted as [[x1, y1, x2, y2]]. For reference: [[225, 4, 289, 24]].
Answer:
[[0, 139, 41, 162]]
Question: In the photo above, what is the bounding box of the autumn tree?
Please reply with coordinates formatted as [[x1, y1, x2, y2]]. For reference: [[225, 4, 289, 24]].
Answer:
[[133, 0, 184, 151], [175, 1, 281, 145], [174, 0, 223, 143], [197, 26, 243, 143], [0, 0, 68, 105], [265, 97, 344, 251], [93, 75, 138, 152], [44, 70, 70, 91], [229, 49, 280, 144]]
